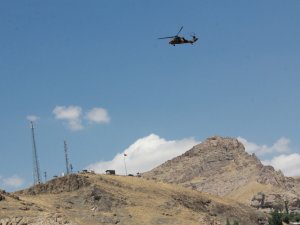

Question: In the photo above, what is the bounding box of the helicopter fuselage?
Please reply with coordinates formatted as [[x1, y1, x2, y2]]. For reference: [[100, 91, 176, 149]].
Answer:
[[169, 36, 198, 46], [158, 27, 198, 46]]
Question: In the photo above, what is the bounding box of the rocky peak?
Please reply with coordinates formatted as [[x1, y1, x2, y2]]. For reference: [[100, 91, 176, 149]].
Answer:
[[143, 136, 296, 197], [181, 136, 259, 165]]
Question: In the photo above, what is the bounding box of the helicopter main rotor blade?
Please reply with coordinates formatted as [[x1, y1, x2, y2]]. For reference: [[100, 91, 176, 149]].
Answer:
[[158, 36, 176, 39], [176, 26, 183, 36]]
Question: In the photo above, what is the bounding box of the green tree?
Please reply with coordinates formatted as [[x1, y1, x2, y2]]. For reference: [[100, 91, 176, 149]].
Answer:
[[226, 218, 231, 225], [225, 219, 239, 225], [269, 209, 282, 225], [290, 212, 300, 222], [282, 213, 289, 224]]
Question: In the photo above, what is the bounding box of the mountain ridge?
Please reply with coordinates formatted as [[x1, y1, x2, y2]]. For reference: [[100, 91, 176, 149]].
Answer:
[[143, 136, 299, 207]]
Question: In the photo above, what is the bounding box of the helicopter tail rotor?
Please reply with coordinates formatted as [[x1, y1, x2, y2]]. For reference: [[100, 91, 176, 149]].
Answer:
[[192, 36, 198, 43], [189, 32, 198, 43]]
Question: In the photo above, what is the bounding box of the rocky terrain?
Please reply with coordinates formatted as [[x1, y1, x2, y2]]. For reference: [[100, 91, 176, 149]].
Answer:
[[1, 136, 299, 224], [0, 173, 264, 225], [143, 136, 300, 210]]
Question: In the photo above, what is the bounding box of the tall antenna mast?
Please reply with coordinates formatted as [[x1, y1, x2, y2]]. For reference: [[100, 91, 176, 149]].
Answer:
[[64, 140, 70, 175], [30, 121, 41, 184]]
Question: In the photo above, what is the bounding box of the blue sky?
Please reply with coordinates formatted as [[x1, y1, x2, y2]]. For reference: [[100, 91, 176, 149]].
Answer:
[[1, 1, 300, 191]]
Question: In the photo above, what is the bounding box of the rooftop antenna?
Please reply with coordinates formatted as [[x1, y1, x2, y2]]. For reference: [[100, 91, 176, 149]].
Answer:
[[30, 121, 41, 185], [64, 140, 70, 175]]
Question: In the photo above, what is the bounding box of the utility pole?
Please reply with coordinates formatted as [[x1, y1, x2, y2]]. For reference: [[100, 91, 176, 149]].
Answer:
[[64, 140, 70, 175], [44, 171, 47, 183], [123, 153, 128, 176], [30, 121, 41, 185]]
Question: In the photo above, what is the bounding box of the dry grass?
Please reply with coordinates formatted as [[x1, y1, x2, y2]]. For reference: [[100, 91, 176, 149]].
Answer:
[[1, 173, 261, 225], [227, 181, 275, 202]]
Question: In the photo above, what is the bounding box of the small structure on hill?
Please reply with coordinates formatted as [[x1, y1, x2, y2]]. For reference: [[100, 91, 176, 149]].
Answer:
[[106, 170, 115, 175]]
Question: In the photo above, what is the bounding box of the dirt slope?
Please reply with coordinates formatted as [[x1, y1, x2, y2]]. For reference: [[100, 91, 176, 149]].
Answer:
[[0, 173, 264, 225]]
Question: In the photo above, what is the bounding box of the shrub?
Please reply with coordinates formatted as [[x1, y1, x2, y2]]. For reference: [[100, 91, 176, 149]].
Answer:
[[269, 209, 282, 225]]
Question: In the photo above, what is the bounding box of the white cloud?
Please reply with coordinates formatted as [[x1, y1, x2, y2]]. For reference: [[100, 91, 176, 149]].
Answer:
[[237, 137, 291, 156], [238, 137, 300, 177], [2, 175, 24, 188], [86, 134, 198, 175], [53, 106, 83, 131], [53, 105, 82, 120], [26, 115, 39, 122], [262, 154, 300, 177], [53, 105, 111, 131], [85, 108, 110, 124]]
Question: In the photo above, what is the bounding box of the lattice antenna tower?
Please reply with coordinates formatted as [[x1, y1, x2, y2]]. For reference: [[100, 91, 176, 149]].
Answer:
[[64, 140, 70, 175], [30, 121, 41, 184]]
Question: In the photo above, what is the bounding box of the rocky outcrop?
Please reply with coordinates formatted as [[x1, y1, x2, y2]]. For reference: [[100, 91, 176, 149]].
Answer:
[[143, 136, 297, 198], [17, 174, 90, 195], [0, 190, 6, 202], [0, 214, 78, 225], [251, 192, 300, 211], [257, 166, 294, 189], [0, 194, 5, 201], [0, 189, 20, 202]]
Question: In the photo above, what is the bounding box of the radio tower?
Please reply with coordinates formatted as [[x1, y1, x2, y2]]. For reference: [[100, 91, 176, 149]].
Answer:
[[64, 140, 70, 175], [30, 121, 41, 184]]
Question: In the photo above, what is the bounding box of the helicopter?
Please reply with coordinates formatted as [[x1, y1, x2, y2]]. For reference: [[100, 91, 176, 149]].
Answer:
[[158, 26, 198, 46]]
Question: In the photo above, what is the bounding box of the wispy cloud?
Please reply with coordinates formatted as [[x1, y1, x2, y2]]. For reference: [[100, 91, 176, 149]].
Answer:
[[0, 175, 24, 188], [237, 137, 290, 156], [26, 115, 40, 122], [53, 106, 83, 131], [86, 134, 198, 175], [85, 108, 110, 124], [262, 154, 300, 177], [53, 105, 110, 131], [239, 137, 300, 177]]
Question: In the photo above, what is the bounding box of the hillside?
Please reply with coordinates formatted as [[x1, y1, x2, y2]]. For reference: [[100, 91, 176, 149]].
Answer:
[[143, 136, 300, 208], [0, 173, 264, 225]]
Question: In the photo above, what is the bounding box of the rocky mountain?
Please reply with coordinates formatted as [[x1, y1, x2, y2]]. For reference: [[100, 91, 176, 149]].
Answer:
[[143, 136, 300, 209], [1, 136, 299, 224], [0, 173, 264, 225]]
